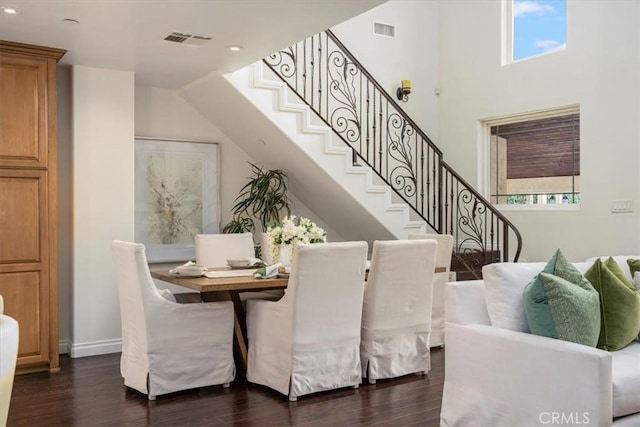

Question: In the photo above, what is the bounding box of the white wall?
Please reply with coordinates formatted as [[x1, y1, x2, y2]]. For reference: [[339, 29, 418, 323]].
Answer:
[[438, 0, 640, 261], [57, 66, 71, 350], [135, 86, 254, 231], [332, 0, 440, 138], [135, 86, 343, 244], [71, 66, 135, 355]]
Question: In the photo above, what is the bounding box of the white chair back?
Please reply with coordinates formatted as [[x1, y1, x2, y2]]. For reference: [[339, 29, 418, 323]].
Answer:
[[364, 239, 437, 331], [408, 233, 453, 271], [408, 233, 454, 348], [111, 240, 151, 379], [286, 242, 368, 345], [195, 233, 255, 268], [245, 241, 368, 400], [360, 239, 437, 381], [0, 295, 18, 427]]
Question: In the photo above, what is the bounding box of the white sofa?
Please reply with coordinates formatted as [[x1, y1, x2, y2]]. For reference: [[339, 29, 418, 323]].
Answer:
[[0, 295, 19, 427], [441, 256, 640, 427]]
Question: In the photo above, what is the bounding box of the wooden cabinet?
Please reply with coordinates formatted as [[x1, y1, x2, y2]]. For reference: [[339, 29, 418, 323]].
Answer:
[[0, 41, 65, 373]]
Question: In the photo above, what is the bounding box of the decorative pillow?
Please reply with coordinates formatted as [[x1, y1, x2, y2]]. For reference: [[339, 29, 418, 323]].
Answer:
[[628, 258, 640, 280], [483, 260, 593, 332], [523, 249, 601, 347], [483, 262, 546, 332], [585, 257, 640, 351], [635, 271, 640, 291], [587, 256, 636, 282]]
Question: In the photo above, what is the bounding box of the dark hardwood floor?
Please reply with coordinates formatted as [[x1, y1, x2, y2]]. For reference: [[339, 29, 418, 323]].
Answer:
[[9, 348, 444, 426]]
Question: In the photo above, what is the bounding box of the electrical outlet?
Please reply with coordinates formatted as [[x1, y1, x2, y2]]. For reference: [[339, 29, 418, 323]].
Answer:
[[611, 200, 634, 213]]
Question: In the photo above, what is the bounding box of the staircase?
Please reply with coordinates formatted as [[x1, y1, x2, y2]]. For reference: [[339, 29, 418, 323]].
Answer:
[[226, 63, 428, 239], [183, 29, 522, 278], [259, 30, 522, 277]]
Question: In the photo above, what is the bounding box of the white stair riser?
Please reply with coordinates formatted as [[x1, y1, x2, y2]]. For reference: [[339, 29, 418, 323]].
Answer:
[[226, 62, 426, 237]]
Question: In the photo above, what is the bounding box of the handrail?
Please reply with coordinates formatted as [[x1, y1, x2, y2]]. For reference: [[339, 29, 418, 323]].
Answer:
[[263, 29, 522, 273], [325, 30, 443, 158]]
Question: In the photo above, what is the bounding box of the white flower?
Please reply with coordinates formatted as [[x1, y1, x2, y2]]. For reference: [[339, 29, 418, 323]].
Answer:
[[266, 216, 327, 261]]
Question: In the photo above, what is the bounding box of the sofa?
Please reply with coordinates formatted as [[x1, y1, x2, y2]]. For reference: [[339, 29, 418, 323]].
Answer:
[[441, 256, 640, 427], [0, 295, 19, 427]]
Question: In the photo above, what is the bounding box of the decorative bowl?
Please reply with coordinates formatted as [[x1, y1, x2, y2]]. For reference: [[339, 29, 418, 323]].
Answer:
[[227, 258, 251, 268], [175, 265, 207, 276]]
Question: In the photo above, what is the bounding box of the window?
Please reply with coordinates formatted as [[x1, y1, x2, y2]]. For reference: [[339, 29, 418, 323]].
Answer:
[[504, 0, 567, 63], [488, 108, 580, 206]]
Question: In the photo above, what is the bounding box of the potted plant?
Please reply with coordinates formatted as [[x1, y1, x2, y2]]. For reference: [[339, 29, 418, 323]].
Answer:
[[222, 162, 292, 235]]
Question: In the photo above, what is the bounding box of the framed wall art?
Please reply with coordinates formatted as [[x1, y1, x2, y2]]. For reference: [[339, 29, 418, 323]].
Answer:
[[135, 137, 220, 262]]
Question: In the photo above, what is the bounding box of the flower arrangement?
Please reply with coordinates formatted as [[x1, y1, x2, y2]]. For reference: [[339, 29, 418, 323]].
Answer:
[[265, 216, 327, 263]]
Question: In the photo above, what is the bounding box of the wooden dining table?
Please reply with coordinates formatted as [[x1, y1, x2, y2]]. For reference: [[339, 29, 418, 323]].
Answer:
[[151, 268, 287, 375], [151, 264, 447, 375]]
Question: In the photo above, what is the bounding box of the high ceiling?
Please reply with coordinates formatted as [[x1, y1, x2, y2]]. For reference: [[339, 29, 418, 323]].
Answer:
[[0, 0, 385, 88]]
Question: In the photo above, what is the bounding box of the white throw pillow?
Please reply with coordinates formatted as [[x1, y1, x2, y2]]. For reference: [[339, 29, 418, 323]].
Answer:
[[483, 262, 545, 332], [483, 261, 593, 332]]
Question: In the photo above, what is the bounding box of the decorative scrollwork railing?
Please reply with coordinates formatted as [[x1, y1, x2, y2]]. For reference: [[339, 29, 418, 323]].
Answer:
[[263, 30, 522, 274]]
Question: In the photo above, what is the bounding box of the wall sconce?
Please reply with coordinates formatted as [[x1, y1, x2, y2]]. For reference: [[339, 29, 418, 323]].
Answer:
[[396, 80, 411, 102]]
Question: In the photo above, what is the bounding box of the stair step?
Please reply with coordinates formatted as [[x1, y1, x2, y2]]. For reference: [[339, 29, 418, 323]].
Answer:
[[450, 249, 501, 281]]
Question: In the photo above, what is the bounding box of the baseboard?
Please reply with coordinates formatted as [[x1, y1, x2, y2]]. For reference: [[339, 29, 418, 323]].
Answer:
[[59, 339, 71, 355], [69, 338, 122, 358]]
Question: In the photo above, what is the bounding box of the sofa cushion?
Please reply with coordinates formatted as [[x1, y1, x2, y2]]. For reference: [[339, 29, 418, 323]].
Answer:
[[523, 250, 600, 346], [585, 258, 640, 351], [612, 341, 640, 417], [483, 259, 593, 332]]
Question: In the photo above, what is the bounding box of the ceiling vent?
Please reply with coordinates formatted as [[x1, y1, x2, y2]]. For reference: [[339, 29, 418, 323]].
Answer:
[[163, 31, 212, 46], [373, 21, 396, 38]]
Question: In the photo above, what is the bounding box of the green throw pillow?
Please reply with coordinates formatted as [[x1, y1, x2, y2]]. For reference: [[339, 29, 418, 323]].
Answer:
[[627, 258, 640, 278], [585, 257, 640, 351], [523, 249, 601, 347]]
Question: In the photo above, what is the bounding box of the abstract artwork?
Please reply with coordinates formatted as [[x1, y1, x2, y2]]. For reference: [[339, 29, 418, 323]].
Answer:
[[135, 138, 219, 262]]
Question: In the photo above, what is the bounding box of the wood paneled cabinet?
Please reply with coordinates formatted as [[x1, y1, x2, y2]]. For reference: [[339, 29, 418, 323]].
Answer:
[[0, 41, 65, 373]]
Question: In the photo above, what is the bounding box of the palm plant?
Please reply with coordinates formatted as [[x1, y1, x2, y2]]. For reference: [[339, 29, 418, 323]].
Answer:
[[222, 162, 292, 234]]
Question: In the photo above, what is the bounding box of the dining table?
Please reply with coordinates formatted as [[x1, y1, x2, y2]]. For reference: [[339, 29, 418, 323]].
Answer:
[[151, 264, 447, 375], [151, 267, 287, 375]]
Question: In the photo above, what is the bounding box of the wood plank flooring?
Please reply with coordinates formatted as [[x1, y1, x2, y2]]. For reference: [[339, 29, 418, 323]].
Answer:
[[8, 348, 444, 426]]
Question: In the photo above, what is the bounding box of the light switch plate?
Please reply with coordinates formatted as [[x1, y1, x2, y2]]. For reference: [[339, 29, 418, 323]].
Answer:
[[611, 200, 634, 213]]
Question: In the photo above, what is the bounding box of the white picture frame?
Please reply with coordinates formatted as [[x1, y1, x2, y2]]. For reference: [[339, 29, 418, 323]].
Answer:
[[135, 137, 220, 263]]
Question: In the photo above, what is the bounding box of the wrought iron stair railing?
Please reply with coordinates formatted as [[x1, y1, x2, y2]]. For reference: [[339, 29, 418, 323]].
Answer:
[[263, 29, 522, 275]]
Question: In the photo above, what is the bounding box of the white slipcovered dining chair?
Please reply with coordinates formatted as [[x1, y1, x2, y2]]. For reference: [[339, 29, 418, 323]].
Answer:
[[246, 241, 368, 401], [111, 240, 235, 400], [196, 233, 283, 301], [0, 295, 18, 426], [360, 239, 437, 384], [408, 233, 454, 347], [195, 232, 255, 268]]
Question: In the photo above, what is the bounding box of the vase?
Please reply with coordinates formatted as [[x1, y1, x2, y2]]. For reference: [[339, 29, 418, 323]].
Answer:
[[278, 244, 294, 267]]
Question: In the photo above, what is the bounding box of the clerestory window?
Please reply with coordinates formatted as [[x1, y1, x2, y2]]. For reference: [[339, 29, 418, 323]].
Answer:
[[504, 0, 567, 63]]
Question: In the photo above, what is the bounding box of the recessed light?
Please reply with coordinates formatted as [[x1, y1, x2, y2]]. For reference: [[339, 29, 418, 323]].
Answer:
[[62, 18, 80, 25], [227, 45, 243, 51], [1, 7, 21, 15]]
